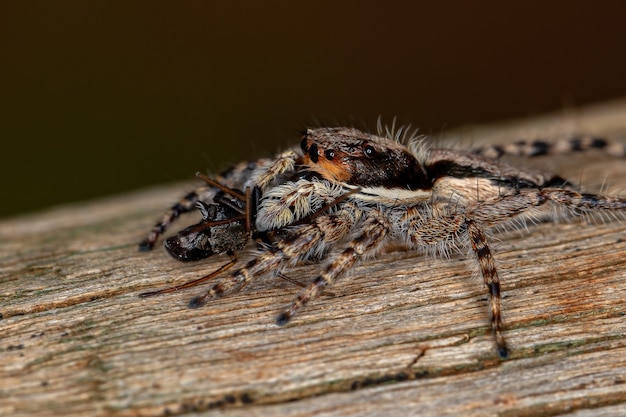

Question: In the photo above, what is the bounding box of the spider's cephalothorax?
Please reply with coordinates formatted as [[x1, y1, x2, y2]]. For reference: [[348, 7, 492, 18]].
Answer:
[[300, 127, 430, 190], [140, 126, 626, 358]]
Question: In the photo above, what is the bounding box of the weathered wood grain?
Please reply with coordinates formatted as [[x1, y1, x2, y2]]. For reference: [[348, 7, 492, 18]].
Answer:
[[1, 100, 626, 417]]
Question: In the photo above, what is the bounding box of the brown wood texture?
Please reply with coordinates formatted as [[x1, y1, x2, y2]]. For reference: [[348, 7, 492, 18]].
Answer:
[[2, 100, 626, 417]]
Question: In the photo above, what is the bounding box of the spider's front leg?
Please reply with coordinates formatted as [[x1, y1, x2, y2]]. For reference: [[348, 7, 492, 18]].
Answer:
[[256, 178, 348, 231], [276, 207, 390, 325], [187, 203, 360, 308], [245, 149, 301, 190], [139, 185, 215, 251]]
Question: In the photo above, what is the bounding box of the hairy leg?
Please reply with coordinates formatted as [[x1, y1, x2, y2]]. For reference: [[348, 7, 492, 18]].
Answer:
[[188, 205, 361, 308], [277, 208, 389, 325]]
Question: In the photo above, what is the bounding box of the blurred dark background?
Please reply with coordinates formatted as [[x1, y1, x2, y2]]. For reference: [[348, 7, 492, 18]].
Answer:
[[2, 1, 626, 218]]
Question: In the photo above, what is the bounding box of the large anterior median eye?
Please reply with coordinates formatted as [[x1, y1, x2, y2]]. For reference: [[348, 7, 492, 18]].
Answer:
[[364, 144, 376, 158]]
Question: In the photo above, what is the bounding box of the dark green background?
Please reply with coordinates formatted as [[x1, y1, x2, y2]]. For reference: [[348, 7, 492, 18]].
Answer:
[[3, 2, 626, 219]]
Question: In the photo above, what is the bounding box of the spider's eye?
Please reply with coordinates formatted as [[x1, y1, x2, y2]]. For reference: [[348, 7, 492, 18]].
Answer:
[[325, 149, 335, 160], [364, 145, 376, 158], [300, 137, 308, 152]]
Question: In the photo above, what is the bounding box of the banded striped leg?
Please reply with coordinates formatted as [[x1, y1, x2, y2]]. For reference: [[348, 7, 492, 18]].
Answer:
[[540, 188, 626, 213], [472, 135, 626, 159], [468, 188, 626, 358], [402, 209, 508, 357], [466, 219, 508, 358], [409, 188, 626, 357], [469, 188, 626, 227], [139, 186, 213, 251], [188, 206, 360, 308], [276, 209, 389, 325], [407, 192, 557, 357]]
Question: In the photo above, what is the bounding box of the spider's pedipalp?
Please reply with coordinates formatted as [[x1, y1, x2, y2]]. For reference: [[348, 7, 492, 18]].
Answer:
[[255, 178, 346, 231]]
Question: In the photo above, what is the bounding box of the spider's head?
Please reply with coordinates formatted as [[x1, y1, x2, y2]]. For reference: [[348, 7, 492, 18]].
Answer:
[[300, 127, 431, 191]]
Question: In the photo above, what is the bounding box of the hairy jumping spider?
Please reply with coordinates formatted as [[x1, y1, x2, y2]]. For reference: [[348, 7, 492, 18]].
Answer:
[[140, 126, 626, 358]]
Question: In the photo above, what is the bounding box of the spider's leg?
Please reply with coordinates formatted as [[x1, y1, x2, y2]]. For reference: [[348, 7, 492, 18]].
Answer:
[[468, 187, 626, 227], [189, 204, 360, 308], [541, 188, 626, 214], [405, 199, 543, 358], [467, 192, 556, 357], [139, 186, 212, 251], [465, 219, 508, 358], [276, 208, 389, 325], [246, 149, 300, 190], [458, 188, 625, 357], [472, 136, 626, 159], [277, 272, 338, 297], [468, 189, 625, 357], [187, 221, 325, 308]]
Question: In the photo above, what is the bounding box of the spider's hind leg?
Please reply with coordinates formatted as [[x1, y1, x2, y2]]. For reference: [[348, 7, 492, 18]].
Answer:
[[541, 188, 626, 216], [472, 135, 626, 159]]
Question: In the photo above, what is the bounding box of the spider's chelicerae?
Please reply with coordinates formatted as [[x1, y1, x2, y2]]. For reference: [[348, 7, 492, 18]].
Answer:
[[140, 126, 626, 358]]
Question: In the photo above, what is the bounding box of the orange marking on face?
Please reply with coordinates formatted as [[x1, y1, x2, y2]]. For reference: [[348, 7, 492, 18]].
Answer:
[[302, 154, 353, 183]]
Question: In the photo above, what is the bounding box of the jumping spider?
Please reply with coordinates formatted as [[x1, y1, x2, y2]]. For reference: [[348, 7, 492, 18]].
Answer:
[[140, 126, 626, 358]]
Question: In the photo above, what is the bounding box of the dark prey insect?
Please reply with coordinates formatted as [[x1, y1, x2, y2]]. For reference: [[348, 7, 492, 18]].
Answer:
[[140, 126, 626, 358]]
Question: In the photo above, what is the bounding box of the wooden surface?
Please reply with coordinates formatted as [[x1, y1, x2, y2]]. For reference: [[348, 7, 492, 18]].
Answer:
[[2, 100, 626, 417]]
